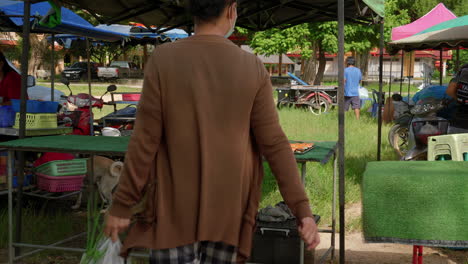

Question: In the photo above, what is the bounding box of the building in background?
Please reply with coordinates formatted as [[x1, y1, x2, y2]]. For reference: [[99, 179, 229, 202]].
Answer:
[[241, 45, 295, 76]]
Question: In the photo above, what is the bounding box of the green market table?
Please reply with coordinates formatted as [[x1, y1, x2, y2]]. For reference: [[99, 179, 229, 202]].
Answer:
[[0, 136, 337, 264]]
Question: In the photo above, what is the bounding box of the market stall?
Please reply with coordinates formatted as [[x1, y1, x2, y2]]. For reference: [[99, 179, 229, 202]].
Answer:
[[5, 1, 386, 264], [1, 136, 338, 263]]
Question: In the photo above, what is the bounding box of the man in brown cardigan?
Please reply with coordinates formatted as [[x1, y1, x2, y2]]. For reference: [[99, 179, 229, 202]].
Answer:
[[104, 0, 320, 262]]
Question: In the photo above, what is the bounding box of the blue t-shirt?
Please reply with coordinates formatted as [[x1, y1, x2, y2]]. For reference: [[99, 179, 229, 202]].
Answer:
[[344, 67, 362, 97]]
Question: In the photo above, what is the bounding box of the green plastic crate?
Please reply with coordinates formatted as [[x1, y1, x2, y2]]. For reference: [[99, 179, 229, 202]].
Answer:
[[35, 159, 88, 176]]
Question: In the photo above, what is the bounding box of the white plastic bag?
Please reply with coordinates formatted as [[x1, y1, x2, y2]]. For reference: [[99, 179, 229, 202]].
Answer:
[[359, 86, 369, 99], [81, 238, 130, 264]]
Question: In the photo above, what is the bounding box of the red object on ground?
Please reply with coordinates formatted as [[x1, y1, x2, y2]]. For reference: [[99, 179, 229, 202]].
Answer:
[[413, 246, 423, 264], [33, 152, 75, 167]]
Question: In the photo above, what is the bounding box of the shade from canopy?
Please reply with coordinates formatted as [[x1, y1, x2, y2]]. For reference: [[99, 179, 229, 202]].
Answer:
[[389, 15, 468, 53], [0, 0, 128, 41], [391, 3, 456, 41], [51, 0, 384, 32]]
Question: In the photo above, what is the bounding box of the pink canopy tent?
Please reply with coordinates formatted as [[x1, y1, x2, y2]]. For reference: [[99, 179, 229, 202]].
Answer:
[[391, 3, 456, 41]]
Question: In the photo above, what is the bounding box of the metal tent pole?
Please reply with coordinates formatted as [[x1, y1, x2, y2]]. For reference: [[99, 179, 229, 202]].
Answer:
[[439, 49, 443, 85], [337, 0, 345, 263], [51, 34, 55, 101], [377, 21, 384, 161], [15, 0, 32, 258], [407, 53, 412, 98], [86, 38, 94, 136], [389, 56, 393, 95], [399, 51, 404, 94]]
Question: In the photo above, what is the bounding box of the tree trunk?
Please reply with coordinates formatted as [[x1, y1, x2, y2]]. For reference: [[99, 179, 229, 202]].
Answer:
[[28, 35, 42, 76], [302, 43, 317, 84], [278, 52, 283, 77], [356, 51, 370, 81], [313, 42, 326, 85]]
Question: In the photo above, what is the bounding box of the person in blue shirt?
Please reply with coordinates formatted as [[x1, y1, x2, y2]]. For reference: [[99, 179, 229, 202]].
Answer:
[[344, 57, 362, 119]]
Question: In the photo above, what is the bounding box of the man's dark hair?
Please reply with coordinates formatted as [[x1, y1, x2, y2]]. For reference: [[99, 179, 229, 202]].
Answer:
[[189, 0, 236, 22], [346, 57, 356, 66]]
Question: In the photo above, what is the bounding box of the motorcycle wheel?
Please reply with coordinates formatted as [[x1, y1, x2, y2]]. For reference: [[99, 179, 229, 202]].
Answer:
[[389, 124, 409, 157], [308, 97, 330, 115], [276, 100, 292, 110]]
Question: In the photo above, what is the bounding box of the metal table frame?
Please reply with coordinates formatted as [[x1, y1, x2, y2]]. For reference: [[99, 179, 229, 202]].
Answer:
[[4, 139, 337, 264], [0, 127, 73, 137], [296, 143, 338, 264], [4, 144, 126, 264]]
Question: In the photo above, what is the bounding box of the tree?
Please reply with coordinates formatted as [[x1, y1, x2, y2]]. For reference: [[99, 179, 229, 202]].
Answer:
[[249, 24, 311, 77], [67, 40, 135, 65], [413, 0, 467, 18]]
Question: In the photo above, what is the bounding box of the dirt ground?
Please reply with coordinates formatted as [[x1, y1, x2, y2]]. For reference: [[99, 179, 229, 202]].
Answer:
[[1, 203, 466, 264], [313, 203, 468, 264], [315, 232, 467, 264]]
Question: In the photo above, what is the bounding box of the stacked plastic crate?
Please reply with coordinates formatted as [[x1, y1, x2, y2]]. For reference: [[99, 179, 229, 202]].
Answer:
[[35, 159, 88, 192], [11, 99, 58, 129]]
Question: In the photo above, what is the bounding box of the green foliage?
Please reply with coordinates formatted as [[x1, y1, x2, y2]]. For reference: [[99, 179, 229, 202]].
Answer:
[[3, 38, 24, 62], [413, 0, 468, 18], [383, 0, 411, 42], [250, 24, 312, 58]]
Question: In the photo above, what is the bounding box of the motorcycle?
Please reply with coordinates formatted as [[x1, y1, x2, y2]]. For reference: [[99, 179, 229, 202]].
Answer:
[[96, 105, 137, 137], [58, 78, 117, 136], [389, 98, 450, 160]]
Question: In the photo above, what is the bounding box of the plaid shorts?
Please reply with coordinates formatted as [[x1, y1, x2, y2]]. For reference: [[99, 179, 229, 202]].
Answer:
[[149, 241, 237, 264]]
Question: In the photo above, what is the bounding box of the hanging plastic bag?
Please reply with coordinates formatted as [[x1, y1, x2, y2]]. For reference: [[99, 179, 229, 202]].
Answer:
[[80, 238, 131, 264], [359, 86, 369, 99]]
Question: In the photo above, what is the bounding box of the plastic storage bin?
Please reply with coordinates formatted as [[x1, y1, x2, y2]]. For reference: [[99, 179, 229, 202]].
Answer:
[[35, 159, 87, 176], [428, 134, 468, 161], [11, 99, 58, 113], [36, 173, 84, 192], [0, 105, 15, 127], [13, 113, 57, 129]]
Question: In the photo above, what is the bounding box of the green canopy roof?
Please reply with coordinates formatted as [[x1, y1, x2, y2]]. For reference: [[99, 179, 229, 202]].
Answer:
[[51, 0, 384, 32], [363, 0, 385, 18]]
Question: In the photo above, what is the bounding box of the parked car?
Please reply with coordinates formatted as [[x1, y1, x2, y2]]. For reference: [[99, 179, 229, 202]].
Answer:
[[62, 62, 100, 81], [97, 61, 143, 80]]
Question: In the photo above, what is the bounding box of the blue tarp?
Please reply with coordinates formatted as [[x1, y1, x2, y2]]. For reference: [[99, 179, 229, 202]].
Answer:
[[52, 24, 188, 47], [0, 0, 128, 41]]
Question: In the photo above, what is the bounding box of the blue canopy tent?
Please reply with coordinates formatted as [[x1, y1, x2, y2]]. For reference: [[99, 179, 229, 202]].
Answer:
[[52, 24, 188, 47], [0, 2, 130, 250], [0, 0, 129, 41]]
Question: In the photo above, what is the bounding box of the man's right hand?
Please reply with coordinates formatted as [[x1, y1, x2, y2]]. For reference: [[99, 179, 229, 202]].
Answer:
[[299, 217, 320, 250]]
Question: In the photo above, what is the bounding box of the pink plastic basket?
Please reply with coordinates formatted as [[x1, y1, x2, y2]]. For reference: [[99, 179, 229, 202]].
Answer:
[[36, 173, 85, 192], [122, 94, 141, 101]]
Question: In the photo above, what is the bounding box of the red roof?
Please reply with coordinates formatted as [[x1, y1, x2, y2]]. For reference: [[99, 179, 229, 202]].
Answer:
[[369, 48, 452, 59], [0, 40, 17, 46]]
